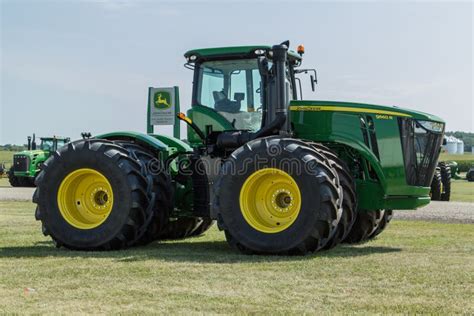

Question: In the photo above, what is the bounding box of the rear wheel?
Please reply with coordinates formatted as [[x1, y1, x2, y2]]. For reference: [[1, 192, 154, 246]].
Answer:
[[439, 162, 451, 201], [159, 217, 213, 239], [343, 210, 384, 244], [189, 218, 214, 237], [214, 137, 342, 255], [114, 141, 172, 245], [430, 169, 442, 201], [33, 139, 157, 250]]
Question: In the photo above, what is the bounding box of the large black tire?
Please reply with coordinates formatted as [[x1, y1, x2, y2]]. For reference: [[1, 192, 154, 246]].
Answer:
[[33, 139, 157, 250], [308, 143, 357, 250], [467, 168, 474, 182], [430, 169, 442, 201], [367, 210, 393, 239], [343, 210, 384, 244], [8, 168, 20, 187], [18, 177, 30, 187], [114, 141, 172, 245], [189, 217, 214, 237], [159, 217, 212, 239], [27, 176, 37, 187], [439, 162, 451, 201], [214, 137, 342, 255]]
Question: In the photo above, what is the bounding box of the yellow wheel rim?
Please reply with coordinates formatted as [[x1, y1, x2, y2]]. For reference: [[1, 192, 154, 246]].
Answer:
[[57, 168, 114, 230], [239, 168, 301, 233]]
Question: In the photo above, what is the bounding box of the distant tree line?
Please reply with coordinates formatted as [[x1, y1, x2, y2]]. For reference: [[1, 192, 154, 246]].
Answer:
[[0, 144, 27, 151], [445, 131, 474, 151]]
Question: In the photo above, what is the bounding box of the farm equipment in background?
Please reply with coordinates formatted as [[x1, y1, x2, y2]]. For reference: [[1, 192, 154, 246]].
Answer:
[[446, 161, 461, 179], [33, 41, 445, 254], [467, 168, 474, 182], [9, 134, 70, 187], [430, 161, 452, 201], [0, 163, 6, 178]]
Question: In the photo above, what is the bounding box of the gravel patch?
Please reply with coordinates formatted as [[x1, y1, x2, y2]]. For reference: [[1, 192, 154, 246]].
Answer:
[[0, 187, 35, 201], [394, 201, 474, 223]]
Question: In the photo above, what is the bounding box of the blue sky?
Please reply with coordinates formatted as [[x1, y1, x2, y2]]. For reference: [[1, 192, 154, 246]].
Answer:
[[1, 0, 472, 144]]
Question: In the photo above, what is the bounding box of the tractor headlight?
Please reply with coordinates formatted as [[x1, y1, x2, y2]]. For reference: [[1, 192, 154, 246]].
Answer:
[[416, 120, 444, 133], [254, 49, 265, 56]]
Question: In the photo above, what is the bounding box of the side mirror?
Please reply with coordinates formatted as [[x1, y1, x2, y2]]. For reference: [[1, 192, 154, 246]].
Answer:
[[310, 75, 315, 92]]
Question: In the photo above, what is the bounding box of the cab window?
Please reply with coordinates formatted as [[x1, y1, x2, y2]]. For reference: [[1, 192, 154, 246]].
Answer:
[[196, 59, 263, 132]]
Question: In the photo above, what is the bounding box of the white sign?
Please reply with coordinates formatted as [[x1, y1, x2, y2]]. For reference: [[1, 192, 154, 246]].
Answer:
[[149, 87, 175, 125]]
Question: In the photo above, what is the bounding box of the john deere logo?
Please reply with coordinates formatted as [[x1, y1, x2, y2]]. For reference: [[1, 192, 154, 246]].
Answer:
[[154, 91, 172, 109]]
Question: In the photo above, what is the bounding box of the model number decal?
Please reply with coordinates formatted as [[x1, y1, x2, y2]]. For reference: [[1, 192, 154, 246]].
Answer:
[[375, 114, 393, 120]]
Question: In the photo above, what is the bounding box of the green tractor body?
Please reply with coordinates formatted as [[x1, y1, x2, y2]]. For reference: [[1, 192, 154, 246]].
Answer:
[[33, 42, 445, 254], [9, 135, 70, 187]]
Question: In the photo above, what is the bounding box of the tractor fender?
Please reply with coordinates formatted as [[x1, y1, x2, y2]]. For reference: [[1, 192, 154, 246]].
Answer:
[[324, 134, 387, 192], [96, 131, 168, 152], [150, 134, 192, 153]]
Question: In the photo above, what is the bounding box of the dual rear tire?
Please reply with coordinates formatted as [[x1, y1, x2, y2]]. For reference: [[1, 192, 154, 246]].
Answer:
[[33, 139, 172, 250]]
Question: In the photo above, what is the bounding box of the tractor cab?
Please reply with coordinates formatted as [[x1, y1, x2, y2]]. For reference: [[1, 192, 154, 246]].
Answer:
[[39, 137, 70, 152], [184, 42, 311, 146]]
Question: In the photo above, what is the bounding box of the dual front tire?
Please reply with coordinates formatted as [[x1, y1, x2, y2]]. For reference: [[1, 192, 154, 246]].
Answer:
[[214, 137, 343, 255]]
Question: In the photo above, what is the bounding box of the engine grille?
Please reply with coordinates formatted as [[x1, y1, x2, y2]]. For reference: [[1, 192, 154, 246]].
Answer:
[[13, 155, 29, 172]]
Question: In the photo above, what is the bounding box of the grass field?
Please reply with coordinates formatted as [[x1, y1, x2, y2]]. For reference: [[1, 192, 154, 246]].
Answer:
[[451, 179, 474, 202], [440, 152, 474, 161], [0, 201, 473, 314], [0, 150, 15, 167]]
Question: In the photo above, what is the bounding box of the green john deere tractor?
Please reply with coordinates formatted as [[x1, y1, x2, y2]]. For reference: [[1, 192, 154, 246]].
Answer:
[[9, 134, 70, 187], [33, 41, 445, 254]]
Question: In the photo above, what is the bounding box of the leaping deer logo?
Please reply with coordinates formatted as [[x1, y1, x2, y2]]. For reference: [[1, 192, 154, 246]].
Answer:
[[154, 92, 171, 109]]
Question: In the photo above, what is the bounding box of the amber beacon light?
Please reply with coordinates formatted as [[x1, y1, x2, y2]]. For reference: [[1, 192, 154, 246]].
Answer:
[[297, 44, 305, 55]]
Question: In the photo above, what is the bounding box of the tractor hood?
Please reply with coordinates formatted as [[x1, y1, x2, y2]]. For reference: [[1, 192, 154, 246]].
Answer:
[[290, 100, 445, 123], [14, 150, 47, 158]]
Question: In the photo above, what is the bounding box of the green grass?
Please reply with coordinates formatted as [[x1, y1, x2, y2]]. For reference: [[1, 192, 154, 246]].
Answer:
[[450, 179, 474, 202], [0, 150, 15, 187], [440, 152, 474, 161], [0, 178, 9, 187], [0, 150, 15, 167], [0, 201, 473, 314]]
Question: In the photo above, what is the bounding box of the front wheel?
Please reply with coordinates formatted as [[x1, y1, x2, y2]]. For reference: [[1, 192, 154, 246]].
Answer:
[[214, 137, 342, 255]]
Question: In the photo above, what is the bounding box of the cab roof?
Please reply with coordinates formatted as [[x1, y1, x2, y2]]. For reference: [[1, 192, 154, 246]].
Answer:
[[184, 45, 302, 62], [40, 136, 69, 141]]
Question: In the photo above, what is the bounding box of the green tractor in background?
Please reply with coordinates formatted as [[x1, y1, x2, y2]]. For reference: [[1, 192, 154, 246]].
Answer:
[[9, 134, 70, 187], [430, 161, 453, 201], [33, 41, 445, 254]]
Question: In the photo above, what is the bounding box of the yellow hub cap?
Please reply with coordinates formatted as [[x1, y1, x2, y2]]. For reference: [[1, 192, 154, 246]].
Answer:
[[57, 168, 114, 229], [239, 168, 301, 233]]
